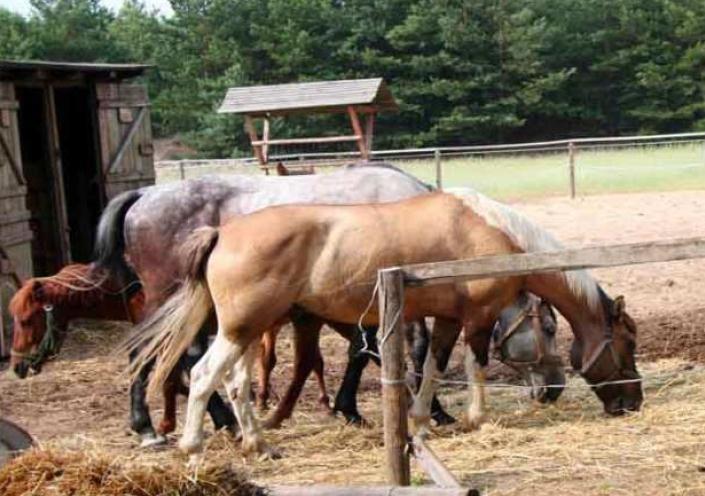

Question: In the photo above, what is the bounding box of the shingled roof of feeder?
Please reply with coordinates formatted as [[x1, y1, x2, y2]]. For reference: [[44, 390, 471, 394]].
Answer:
[[218, 78, 398, 116]]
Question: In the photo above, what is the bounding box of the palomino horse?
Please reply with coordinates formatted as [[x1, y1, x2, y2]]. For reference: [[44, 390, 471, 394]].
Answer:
[[262, 163, 565, 423], [6, 264, 236, 439], [128, 190, 642, 459]]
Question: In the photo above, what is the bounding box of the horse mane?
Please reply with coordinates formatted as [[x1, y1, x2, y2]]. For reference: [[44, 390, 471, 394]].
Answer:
[[446, 187, 601, 311], [345, 161, 436, 192], [9, 264, 131, 318]]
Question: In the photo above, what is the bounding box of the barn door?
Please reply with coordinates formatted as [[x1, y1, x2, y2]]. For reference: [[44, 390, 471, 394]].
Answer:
[[96, 83, 155, 199], [0, 82, 31, 358]]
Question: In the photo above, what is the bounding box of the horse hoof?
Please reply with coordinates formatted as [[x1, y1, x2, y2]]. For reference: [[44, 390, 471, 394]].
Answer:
[[187, 453, 203, 470], [318, 395, 333, 413], [409, 415, 432, 438], [462, 412, 485, 431], [139, 433, 167, 449], [261, 416, 283, 430], [342, 413, 369, 428], [243, 437, 282, 460], [432, 411, 457, 426], [178, 436, 203, 455]]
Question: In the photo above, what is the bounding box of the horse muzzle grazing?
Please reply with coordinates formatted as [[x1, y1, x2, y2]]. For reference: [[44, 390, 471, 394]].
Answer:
[[492, 294, 566, 404], [9, 305, 63, 379]]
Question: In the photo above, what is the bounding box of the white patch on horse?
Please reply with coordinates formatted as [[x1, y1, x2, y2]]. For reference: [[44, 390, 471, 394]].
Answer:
[[463, 344, 486, 430], [446, 187, 600, 311]]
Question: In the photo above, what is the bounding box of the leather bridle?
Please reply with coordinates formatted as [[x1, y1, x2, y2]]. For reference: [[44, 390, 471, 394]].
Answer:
[[579, 329, 639, 388], [10, 305, 64, 370], [493, 298, 562, 370]]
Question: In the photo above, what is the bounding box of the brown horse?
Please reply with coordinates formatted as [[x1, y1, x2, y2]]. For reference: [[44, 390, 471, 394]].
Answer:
[[129, 189, 642, 459], [9, 264, 144, 377]]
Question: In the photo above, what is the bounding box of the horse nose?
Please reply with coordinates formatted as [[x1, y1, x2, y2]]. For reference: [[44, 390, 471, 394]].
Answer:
[[13, 362, 29, 379]]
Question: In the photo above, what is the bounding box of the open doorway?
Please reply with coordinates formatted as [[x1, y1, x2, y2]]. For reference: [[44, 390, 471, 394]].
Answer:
[[53, 86, 102, 263], [16, 86, 62, 276], [16, 85, 104, 273]]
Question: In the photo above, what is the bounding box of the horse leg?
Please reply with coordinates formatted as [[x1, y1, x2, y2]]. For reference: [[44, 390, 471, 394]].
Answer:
[[157, 368, 180, 435], [179, 333, 243, 457], [257, 327, 279, 412], [312, 333, 332, 413], [262, 313, 323, 429], [462, 319, 496, 431], [181, 325, 238, 434], [407, 318, 461, 426], [129, 351, 165, 447], [333, 324, 376, 426], [223, 342, 279, 458], [408, 329, 442, 438]]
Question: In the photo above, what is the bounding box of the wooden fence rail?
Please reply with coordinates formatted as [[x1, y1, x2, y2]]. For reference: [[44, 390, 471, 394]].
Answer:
[[377, 236, 705, 489]]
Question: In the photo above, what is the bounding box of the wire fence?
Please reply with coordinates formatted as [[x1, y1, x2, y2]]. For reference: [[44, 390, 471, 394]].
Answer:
[[155, 131, 705, 199]]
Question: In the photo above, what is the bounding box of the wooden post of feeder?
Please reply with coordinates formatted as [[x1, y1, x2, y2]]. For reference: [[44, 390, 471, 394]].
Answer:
[[568, 141, 576, 199], [378, 267, 410, 486]]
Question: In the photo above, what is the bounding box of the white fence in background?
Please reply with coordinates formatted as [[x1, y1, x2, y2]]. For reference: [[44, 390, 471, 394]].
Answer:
[[155, 131, 705, 197]]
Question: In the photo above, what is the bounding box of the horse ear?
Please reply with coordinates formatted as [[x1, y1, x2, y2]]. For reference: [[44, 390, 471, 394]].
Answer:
[[612, 295, 626, 318], [31, 281, 45, 302]]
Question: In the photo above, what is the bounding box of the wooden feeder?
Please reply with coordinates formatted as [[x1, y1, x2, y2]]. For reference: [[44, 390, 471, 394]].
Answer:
[[218, 78, 398, 170], [0, 60, 156, 358]]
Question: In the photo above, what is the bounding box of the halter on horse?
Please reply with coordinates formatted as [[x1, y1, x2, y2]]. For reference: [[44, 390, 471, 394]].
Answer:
[[492, 293, 565, 402]]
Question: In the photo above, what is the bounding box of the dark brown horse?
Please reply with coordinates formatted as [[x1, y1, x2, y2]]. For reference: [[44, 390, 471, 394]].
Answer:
[[129, 190, 641, 459]]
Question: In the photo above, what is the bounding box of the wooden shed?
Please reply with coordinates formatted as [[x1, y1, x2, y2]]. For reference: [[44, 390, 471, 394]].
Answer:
[[0, 60, 156, 356], [218, 78, 398, 168]]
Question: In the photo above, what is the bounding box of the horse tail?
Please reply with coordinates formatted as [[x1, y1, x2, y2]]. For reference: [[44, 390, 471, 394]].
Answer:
[[93, 189, 143, 284], [124, 226, 220, 397]]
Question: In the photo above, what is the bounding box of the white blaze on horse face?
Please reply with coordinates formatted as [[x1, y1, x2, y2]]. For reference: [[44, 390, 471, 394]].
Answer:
[[464, 344, 486, 430], [179, 334, 243, 455], [409, 343, 439, 438]]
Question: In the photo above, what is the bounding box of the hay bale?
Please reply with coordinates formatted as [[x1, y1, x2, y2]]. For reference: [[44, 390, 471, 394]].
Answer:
[[0, 447, 265, 496]]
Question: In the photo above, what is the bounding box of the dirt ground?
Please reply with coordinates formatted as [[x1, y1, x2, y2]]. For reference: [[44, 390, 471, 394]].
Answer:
[[1, 190, 705, 495]]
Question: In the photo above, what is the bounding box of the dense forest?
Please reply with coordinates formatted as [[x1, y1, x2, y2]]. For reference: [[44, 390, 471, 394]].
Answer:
[[2, 0, 705, 158]]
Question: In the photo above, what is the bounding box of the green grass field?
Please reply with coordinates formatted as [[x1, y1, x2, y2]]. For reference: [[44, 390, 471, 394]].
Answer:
[[156, 142, 705, 200]]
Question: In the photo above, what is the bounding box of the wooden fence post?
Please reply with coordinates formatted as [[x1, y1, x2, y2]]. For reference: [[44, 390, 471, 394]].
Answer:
[[434, 149, 443, 189], [179, 161, 186, 180], [568, 141, 576, 199], [378, 268, 410, 486]]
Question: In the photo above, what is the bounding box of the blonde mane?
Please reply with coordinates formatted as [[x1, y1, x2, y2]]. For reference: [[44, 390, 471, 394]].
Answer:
[[446, 187, 600, 311]]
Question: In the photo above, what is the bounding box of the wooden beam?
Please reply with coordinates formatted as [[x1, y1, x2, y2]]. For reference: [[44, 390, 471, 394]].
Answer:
[[402, 237, 705, 287], [270, 486, 477, 496], [347, 105, 368, 159], [106, 106, 146, 174], [411, 436, 461, 488], [378, 267, 410, 486], [251, 135, 360, 146], [244, 115, 265, 165]]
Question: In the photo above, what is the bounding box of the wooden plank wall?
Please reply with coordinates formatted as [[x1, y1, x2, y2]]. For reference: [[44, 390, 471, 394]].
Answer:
[[0, 82, 32, 358]]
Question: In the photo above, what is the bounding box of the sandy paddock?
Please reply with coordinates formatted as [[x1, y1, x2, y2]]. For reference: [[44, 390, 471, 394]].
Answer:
[[1, 190, 705, 495]]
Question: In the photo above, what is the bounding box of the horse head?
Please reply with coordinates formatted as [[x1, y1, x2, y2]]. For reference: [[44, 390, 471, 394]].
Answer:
[[8, 280, 65, 378], [570, 294, 641, 415], [493, 292, 565, 403]]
